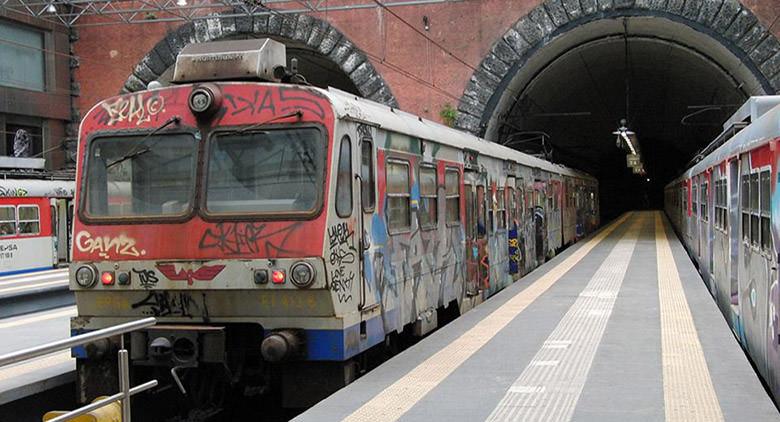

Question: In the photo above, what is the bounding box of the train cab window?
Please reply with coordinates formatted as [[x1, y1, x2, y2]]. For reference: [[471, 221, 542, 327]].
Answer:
[[18, 205, 39, 235], [205, 128, 325, 217], [361, 139, 375, 212], [445, 169, 460, 225], [335, 136, 353, 218], [760, 170, 771, 251], [750, 173, 759, 246], [419, 165, 437, 230], [86, 133, 198, 219], [0, 206, 15, 236], [387, 160, 411, 232]]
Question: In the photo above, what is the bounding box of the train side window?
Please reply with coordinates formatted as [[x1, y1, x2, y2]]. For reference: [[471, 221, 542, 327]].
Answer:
[[701, 181, 708, 222], [760, 170, 771, 251], [18, 205, 39, 235], [419, 165, 437, 230], [692, 184, 698, 216], [445, 169, 460, 225], [741, 174, 750, 240], [360, 139, 375, 212], [750, 173, 759, 246], [387, 160, 411, 232], [508, 187, 516, 226], [336, 135, 353, 218], [477, 185, 486, 237], [0, 206, 15, 236], [496, 187, 506, 231]]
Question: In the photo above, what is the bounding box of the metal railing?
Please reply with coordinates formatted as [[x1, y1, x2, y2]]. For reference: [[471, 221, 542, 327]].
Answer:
[[0, 317, 158, 422]]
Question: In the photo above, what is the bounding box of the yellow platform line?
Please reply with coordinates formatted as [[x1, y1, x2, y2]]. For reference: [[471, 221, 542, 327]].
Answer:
[[342, 213, 632, 422], [655, 212, 723, 421]]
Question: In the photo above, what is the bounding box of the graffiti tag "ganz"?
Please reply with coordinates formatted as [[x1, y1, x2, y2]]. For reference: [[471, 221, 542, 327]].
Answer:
[[75, 231, 146, 259]]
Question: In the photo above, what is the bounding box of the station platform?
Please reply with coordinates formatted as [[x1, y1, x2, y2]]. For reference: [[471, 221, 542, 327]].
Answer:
[[0, 267, 73, 405], [296, 211, 780, 422]]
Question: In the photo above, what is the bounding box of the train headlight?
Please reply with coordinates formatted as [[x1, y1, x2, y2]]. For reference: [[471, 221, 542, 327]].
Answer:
[[290, 262, 315, 288], [188, 83, 222, 120], [75, 265, 97, 288]]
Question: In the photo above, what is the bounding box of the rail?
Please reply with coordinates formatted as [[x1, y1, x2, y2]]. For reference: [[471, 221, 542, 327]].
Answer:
[[0, 317, 158, 422]]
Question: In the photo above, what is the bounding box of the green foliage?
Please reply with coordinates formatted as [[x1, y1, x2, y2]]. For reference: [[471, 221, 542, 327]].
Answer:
[[439, 103, 457, 127]]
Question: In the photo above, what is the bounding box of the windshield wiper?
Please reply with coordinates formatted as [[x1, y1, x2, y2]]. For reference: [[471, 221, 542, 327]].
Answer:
[[223, 110, 303, 136], [106, 116, 181, 169]]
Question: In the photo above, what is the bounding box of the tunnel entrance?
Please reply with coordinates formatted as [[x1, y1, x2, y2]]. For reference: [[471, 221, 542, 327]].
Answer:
[[457, 6, 779, 221]]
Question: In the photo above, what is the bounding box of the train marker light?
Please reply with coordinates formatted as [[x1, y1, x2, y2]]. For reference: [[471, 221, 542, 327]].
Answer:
[[254, 269, 269, 284], [117, 271, 130, 285], [101, 271, 115, 285], [75, 265, 97, 288], [291, 262, 315, 288], [271, 270, 285, 284]]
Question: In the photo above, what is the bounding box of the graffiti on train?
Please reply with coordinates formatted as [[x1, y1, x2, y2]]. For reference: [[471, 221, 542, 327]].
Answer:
[[75, 231, 146, 259], [199, 222, 304, 257], [96, 93, 165, 126], [328, 222, 356, 303], [131, 290, 203, 317]]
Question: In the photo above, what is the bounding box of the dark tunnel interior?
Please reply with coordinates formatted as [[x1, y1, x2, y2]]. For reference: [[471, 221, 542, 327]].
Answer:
[[497, 35, 753, 221], [492, 23, 763, 221]]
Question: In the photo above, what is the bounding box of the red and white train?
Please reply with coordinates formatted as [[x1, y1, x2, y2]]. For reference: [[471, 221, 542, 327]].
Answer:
[[69, 39, 599, 417], [0, 178, 74, 275]]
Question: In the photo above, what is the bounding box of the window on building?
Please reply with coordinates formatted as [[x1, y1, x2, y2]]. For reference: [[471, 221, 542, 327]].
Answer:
[[0, 21, 45, 91], [0, 206, 14, 236], [387, 160, 411, 232], [419, 165, 437, 230], [445, 169, 460, 225], [760, 170, 771, 251], [18, 205, 39, 234], [360, 139, 375, 212], [335, 136, 353, 217], [4, 122, 42, 158]]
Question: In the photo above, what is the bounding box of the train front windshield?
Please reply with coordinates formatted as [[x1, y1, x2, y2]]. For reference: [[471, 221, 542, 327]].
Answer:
[[205, 128, 325, 216], [82, 127, 325, 220], [84, 134, 198, 218]]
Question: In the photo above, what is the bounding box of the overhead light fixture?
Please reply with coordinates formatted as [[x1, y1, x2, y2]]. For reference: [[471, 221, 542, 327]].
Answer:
[[176, 0, 187, 6], [46, 2, 56, 13]]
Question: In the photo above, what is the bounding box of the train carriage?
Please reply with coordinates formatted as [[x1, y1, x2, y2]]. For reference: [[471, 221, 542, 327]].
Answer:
[[70, 39, 598, 416], [665, 95, 780, 402], [0, 178, 74, 275]]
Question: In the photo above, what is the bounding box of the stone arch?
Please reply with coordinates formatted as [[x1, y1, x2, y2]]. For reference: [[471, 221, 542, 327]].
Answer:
[[123, 11, 399, 107], [456, 0, 780, 137]]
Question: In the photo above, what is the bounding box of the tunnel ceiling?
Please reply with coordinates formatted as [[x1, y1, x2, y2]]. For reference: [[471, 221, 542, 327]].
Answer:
[[502, 34, 747, 185]]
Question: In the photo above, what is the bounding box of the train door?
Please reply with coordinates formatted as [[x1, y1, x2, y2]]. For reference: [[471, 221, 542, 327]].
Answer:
[[51, 198, 71, 263], [729, 158, 739, 317], [534, 180, 546, 265], [464, 170, 488, 294], [356, 124, 379, 313]]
